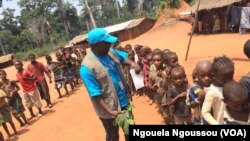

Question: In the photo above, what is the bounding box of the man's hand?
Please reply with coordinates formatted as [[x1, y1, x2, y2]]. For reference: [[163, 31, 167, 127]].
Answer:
[[110, 110, 121, 117]]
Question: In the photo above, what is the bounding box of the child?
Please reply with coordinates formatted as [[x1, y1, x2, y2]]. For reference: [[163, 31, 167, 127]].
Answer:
[[240, 39, 250, 111], [126, 50, 136, 96], [223, 81, 250, 125], [45, 55, 70, 98], [14, 61, 43, 118], [143, 53, 153, 103], [64, 47, 79, 85], [202, 56, 234, 124], [191, 68, 198, 84], [0, 89, 18, 138], [0, 70, 28, 127], [27, 54, 53, 108], [150, 49, 162, 72], [186, 60, 212, 124], [134, 44, 143, 66], [152, 48, 162, 55], [166, 66, 192, 124], [127, 50, 135, 62], [124, 44, 133, 53], [162, 51, 180, 91], [149, 52, 164, 104], [149, 53, 167, 121], [161, 51, 181, 124], [56, 52, 74, 92], [163, 51, 179, 69]]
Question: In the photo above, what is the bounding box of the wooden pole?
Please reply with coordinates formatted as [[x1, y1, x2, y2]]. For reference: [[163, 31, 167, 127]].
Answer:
[[185, 0, 201, 61]]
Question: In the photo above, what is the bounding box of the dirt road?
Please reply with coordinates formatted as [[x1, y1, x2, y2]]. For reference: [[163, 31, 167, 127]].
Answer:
[[1, 21, 250, 141]]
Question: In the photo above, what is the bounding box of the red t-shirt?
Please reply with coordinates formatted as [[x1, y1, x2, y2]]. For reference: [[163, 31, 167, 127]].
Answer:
[[142, 58, 150, 87], [16, 69, 36, 93], [27, 62, 48, 82]]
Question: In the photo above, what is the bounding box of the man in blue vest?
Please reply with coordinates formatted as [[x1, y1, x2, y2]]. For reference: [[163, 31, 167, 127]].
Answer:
[[80, 28, 140, 141]]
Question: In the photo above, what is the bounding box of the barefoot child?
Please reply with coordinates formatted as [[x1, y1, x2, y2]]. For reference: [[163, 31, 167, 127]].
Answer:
[[223, 81, 250, 125], [202, 56, 234, 124], [166, 66, 192, 124], [149, 52, 164, 106], [161, 51, 180, 124], [0, 89, 18, 138], [56, 52, 74, 93], [186, 60, 212, 124], [14, 61, 43, 118], [45, 54, 70, 98], [27, 54, 53, 108], [0, 70, 28, 127]]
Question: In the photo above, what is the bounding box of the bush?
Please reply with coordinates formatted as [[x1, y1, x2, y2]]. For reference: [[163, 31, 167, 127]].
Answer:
[[14, 41, 65, 61], [168, 0, 181, 8], [159, 0, 181, 10], [184, 0, 197, 5]]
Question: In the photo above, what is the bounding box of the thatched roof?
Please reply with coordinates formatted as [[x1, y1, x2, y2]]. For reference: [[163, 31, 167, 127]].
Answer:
[[188, 0, 242, 12], [0, 54, 14, 64]]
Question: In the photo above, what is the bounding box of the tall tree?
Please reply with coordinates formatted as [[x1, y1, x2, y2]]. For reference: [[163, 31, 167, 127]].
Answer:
[[55, 0, 72, 40], [18, 0, 57, 46], [84, 0, 97, 28], [115, 0, 121, 18]]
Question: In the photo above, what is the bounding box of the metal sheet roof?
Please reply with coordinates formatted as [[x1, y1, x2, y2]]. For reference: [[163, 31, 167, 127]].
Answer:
[[104, 20, 133, 33]]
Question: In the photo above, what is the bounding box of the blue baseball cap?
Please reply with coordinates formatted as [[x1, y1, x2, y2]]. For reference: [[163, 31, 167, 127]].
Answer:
[[87, 28, 118, 45]]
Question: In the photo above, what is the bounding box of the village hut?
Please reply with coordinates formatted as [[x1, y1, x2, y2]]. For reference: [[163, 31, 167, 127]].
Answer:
[[0, 54, 15, 69], [69, 17, 156, 47], [187, 0, 250, 33]]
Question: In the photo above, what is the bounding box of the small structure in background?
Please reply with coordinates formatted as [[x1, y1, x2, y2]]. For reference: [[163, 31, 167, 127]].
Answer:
[[185, 0, 250, 34], [0, 54, 15, 69], [69, 17, 156, 48]]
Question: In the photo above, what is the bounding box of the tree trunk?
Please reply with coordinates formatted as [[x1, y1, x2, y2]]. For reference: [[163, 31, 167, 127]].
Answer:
[[86, 19, 90, 31], [41, 17, 46, 44], [115, 0, 121, 18], [56, 0, 70, 40], [0, 40, 6, 55], [84, 0, 97, 28], [137, 0, 142, 16], [66, 20, 73, 39]]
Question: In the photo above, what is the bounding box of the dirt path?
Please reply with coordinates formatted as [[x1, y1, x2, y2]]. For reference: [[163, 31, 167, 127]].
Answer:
[[0, 21, 250, 141], [0, 56, 162, 141]]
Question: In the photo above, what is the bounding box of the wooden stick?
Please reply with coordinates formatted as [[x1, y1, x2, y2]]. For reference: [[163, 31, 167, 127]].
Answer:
[[185, 0, 201, 61]]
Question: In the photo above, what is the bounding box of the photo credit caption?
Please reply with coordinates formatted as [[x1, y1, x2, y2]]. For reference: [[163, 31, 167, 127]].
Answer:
[[129, 125, 250, 141]]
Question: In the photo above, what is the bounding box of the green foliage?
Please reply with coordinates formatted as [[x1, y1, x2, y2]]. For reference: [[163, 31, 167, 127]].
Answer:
[[184, 0, 197, 5], [160, 0, 181, 9], [14, 40, 65, 61], [113, 104, 135, 135], [0, 0, 83, 56], [0, 0, 183, 57]]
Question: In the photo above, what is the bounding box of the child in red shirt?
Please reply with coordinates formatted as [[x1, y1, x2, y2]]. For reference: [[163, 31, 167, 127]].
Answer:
[[15, 61, 43, 119]]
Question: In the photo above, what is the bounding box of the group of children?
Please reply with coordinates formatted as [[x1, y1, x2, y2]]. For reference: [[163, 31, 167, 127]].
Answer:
[[0, 44, 86, 140], [115, 40, 250, 125], [0, 38, 249, 140]]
